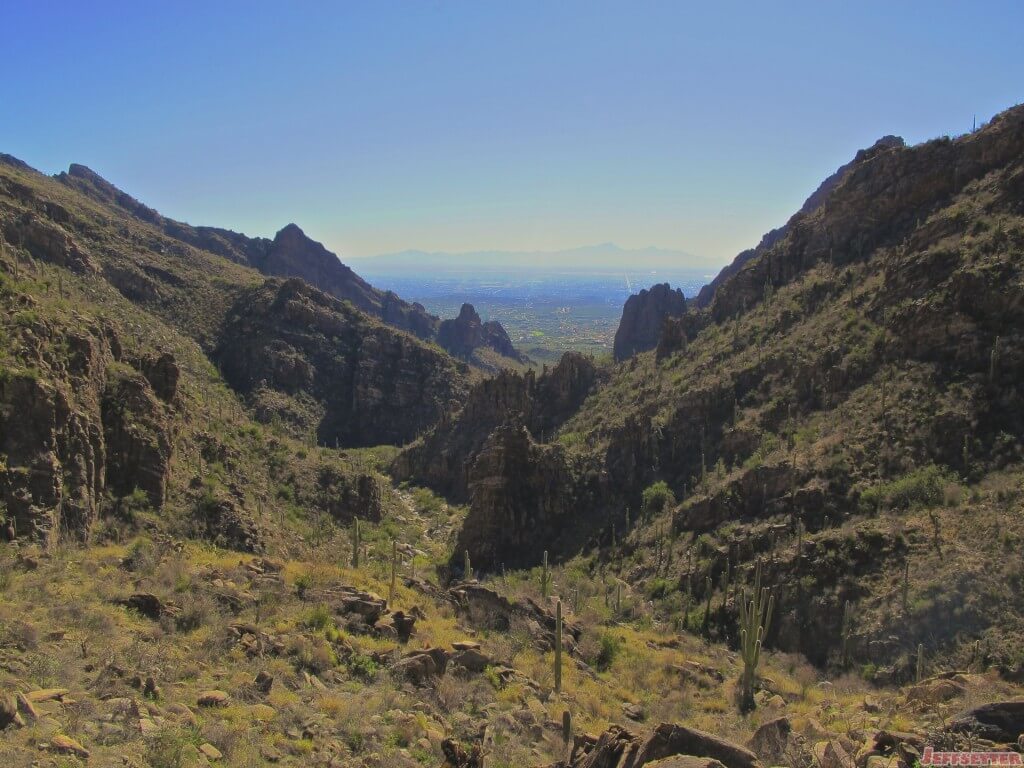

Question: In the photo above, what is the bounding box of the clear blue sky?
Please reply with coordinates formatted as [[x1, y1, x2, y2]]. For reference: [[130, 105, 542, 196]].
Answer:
[[4, 1, 1021, 265]]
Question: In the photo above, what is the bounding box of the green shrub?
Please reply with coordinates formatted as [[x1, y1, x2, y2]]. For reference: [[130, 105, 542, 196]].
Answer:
[[303, 604, 333, 631], [594, 632, 621, 672], [641, 481, 675, 517], [860, 464, 957, 511]]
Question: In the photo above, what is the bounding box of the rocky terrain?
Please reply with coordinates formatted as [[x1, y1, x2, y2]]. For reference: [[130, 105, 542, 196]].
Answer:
[[3, 104, 1024, 768]]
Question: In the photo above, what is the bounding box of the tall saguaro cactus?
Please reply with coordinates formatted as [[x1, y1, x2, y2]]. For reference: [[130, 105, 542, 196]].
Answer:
[[554, 599, 563, 693], [738, 560, 775, 711], [389, 539, 399, 605], [351, 518, 361, 569]]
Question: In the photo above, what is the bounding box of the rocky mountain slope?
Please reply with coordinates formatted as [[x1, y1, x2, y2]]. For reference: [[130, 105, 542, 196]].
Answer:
[[692, 135, 906, 309], [57, 163, 522, 366], [0, 151, 468, 551]]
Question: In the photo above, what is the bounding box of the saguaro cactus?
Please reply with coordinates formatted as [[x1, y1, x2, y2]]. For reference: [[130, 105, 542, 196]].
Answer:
[[540, 551, 553, 598], [389, 539, 399, 605], [561, 709, 572, 750], [554, 599, 563, 693], [916, 643, 925, 683], [738, 560, 775, 711], [464, 550, 472, 582], [351, 518, 361, 569]]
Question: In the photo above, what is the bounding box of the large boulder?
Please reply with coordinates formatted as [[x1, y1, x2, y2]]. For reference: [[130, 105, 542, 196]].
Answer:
[[949, 700, 1024, 742], [634, 724, 762, 768]]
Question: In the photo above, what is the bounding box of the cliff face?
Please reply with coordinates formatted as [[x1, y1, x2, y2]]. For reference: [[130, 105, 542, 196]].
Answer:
[[0, 315, 175, 545], [216, 278, 470, 448], [613, 283, 686, 361], [391, 351, 599, 500]]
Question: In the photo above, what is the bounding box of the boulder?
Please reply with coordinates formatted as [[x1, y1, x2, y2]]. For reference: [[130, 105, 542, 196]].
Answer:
[[197, 690, 230, 707], [813, 740, 855, 768], [634, 723, 762, 768], [906, 679, 965, 705], [747, 717, 807, 767], [49, 733, 91, 759], [949, 700, 1024, 742], [0, 694, 21, 729]]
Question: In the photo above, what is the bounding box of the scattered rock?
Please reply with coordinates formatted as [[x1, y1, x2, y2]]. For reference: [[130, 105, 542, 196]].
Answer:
[[49, 733, 91, 759], [254, 671, 274, 694], [197, 690, 230, 707], [200, 743, 223, 761]]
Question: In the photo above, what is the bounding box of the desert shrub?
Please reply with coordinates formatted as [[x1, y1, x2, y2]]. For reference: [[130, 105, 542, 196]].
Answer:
[[860, 464, 957, 511], [303, 604, 333, 631], [123, 536, 160, 573], [580, 630, 622, 672], [641, 481, 675, 517], [173, 591, 219, 632]]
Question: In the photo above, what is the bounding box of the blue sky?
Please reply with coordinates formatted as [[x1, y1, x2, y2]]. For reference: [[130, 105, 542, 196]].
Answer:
[[3, 1, 1022, 265]]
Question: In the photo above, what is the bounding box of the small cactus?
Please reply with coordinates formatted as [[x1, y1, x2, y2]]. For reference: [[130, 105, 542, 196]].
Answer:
[[561, 709, 572, 748], [916, 643, 925, 683], [464, 550, 472, 582], [540, 551, 552, 598], [703, 575, 713, 631], [350, 518, 361, 569]]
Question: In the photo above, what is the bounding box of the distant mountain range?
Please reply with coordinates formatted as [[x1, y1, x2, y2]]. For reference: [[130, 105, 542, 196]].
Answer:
[[348, 242, 710, 273]]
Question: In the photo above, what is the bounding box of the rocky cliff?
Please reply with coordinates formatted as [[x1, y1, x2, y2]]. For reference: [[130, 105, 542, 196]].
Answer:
[[613, 282, 686, 361], [392, 351, 599, 500], [216, 278, 470, 448], [0, 312, 175, 544]]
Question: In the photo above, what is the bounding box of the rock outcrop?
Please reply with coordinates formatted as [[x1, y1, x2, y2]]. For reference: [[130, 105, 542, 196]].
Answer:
[[454, 424, 587, 571], [556, 722, 762, 768], [437, 303, 524, 362], [392, 351, 599, 500], [613, 283, 686, 362], [0, 318, 175, 544], [216, 278, 469, 447]]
